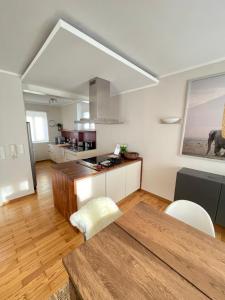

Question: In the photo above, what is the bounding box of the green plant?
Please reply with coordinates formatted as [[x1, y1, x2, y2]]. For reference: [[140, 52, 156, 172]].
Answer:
[[120, 144, 127, 153]]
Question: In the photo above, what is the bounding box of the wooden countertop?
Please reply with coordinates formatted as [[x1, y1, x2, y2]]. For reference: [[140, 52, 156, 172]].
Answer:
[[63, 202, 225, 300], [52, 155, 142, 181], [117, 202, 225, 300]]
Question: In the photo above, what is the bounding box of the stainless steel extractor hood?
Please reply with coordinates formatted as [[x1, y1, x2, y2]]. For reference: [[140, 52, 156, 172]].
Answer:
[[75, 78, 123, 124]]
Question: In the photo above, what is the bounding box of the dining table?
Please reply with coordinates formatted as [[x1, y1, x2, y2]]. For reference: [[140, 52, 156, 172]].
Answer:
[[63, 201, 225, 300]]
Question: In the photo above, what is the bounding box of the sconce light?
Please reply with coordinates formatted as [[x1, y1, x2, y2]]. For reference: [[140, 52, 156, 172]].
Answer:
[[160, 117, 181, 124], [222, 106, 225, 138]]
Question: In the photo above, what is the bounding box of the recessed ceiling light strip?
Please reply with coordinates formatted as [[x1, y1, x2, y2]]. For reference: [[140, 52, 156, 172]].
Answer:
[[22, 19, 159, 84], [60, 20, 158, 83]]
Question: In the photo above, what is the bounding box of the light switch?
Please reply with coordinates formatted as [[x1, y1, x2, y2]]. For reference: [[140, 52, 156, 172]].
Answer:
[[17, 144, 24, 155], [0, 146, 6, 160], [9, 144, 17, 159]]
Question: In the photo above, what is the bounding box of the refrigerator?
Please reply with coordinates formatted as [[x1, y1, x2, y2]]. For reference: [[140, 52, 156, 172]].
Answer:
[[26, 122, 37, 190]]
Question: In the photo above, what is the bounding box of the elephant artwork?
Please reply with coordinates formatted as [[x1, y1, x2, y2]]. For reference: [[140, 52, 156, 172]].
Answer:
[[181, 73, 225, 160], [207, 130, 225, 156]]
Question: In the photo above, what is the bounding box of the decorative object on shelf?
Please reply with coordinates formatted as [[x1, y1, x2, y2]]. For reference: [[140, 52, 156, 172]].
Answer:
[[181, 73, 225, 160], [222, 105, 225, 138], [57, 123, 63, 131], [49, 120, 56, 127], [124, 152, 139, 160], [160, 117, 181, 124]]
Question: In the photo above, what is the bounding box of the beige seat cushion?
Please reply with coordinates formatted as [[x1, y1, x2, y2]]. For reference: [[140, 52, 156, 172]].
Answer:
[[70, 197, 123, 240]]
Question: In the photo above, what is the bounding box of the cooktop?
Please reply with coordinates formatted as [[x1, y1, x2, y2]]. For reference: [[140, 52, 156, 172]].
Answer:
[[80, 155, 122, 170]]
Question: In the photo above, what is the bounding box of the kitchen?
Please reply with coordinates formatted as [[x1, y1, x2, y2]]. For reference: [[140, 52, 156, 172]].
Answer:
[[1, 2, 225, 299], [22, 21, 146, 199], [24, 75, 142, 217]]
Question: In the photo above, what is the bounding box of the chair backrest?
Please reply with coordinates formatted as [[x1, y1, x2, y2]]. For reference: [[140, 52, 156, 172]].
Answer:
[[165, 200, 215, 237]]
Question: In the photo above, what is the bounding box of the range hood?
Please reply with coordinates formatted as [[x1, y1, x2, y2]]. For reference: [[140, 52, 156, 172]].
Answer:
[[75, 78, 123, 124]]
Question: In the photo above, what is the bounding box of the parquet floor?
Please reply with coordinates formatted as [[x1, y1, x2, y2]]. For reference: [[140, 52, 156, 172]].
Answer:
[[0, 161, 224, 299]]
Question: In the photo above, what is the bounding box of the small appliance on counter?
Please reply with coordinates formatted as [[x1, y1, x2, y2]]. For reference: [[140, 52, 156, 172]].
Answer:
[[55, 136, 66, 144]]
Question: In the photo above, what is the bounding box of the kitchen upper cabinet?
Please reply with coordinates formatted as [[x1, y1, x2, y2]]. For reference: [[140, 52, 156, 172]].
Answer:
[[76, 173, 106, 209], [106, 167, 126, 203], [125, 161, 142, 196], [61, 103, 77, 131]]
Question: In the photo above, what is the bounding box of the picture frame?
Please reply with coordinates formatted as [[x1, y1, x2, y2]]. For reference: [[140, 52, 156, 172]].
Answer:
[[180, 72, 225, 161]]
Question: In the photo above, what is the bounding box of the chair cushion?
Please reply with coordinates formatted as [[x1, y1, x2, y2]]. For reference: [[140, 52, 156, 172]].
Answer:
[[70, 197, 123, 240]]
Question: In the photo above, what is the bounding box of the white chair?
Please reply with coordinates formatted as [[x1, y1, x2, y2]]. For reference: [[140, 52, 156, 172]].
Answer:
[[165, 200, 215, 237], [70, 197, 122, 240]]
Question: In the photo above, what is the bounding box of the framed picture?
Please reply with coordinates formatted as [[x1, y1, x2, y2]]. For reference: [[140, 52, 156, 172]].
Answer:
[[181, 73, 225, 160]]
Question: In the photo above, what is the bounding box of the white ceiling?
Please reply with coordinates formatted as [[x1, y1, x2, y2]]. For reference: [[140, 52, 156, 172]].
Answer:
[[22, 20, 158, 95], [1, 1, 225, 81]]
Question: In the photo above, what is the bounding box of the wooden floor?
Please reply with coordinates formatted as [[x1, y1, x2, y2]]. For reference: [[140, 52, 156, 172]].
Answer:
[[0, 161, 224, 299]]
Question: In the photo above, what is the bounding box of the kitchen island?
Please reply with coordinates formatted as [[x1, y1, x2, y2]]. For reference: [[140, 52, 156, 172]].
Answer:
[[52, 155, 142, 220]]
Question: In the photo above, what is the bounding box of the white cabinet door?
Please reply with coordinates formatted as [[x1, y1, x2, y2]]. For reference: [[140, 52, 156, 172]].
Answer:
[[64, 150, 78, 162], [48, 144, 58, 162], [77, 149, 97, 160], [106, 167, 126, 203], [64, 149, 97, 162], [125, 161, 141, 196], [55, 147, 65, 163], [76, 173, 106, 209]]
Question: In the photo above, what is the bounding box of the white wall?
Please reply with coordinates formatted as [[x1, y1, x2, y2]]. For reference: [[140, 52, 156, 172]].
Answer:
[[24, 102, 62, 161], [96, 61, 225, 201], [0, 73, 34, 204]]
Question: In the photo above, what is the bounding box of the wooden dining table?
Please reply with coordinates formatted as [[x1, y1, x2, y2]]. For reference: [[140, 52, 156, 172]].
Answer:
[[63, 202, 225, 300]]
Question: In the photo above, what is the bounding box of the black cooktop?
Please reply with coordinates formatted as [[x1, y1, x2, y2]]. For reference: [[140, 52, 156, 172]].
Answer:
[[82, 156, 109, 164], [81, 155, 122, 170]]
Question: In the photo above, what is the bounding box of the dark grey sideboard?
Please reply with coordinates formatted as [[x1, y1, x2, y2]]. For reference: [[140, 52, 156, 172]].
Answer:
[[174, 168, 225, 227]]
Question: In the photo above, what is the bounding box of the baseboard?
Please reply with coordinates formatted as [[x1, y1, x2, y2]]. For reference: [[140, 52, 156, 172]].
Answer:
[[6, 191, 36, 205], [141, 189, 172, 204], [35, 159, 52, 163]]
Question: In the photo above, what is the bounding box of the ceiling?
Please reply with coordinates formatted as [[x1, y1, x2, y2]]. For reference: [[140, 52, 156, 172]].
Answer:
[[21, 20, 158, 95], [1, 1, 225, 84]]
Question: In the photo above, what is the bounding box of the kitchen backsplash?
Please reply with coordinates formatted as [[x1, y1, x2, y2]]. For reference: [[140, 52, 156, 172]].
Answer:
[[61, 130, 96, 143]]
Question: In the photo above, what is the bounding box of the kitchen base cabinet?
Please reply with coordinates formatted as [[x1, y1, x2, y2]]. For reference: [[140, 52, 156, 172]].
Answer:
[[76, 173, 106, 209], [53, 157, 143, 220], [125, 161, 141, 196], [49, 144, 65, 163], [76, 160, 142, 209], [106, 167, 126, 203], [48, 144, 97, 163], [64, 150, 78, 162]]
